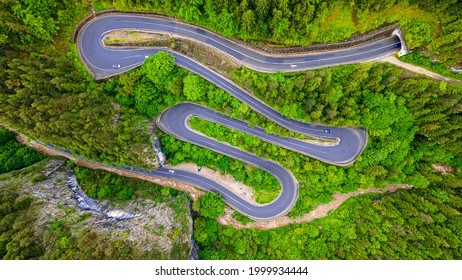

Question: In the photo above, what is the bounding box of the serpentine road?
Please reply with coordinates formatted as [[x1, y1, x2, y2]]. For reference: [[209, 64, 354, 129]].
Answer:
[[76, 13, 401, 220]]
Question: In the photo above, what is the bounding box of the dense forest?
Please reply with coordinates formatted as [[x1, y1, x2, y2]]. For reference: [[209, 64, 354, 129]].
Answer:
[[0, 1, 158, 168], [92, 0, 462, 66], [0, 0, 461, 260], [194, 183, 462, 259], [0, 128, 45, 174]]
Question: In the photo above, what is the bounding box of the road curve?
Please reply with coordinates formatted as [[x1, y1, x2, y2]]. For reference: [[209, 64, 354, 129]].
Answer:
[[77, 14, 401, 79], [76, 13, 400, 220]]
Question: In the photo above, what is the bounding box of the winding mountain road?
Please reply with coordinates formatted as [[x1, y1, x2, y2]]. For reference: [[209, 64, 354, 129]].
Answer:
[[76, 13, 401, 220]]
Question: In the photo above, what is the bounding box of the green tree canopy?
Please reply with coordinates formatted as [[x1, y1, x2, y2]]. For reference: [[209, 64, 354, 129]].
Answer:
[[142, 51, 175, 86], [193, 192, 225, 219], [183, 73, 207, 101]]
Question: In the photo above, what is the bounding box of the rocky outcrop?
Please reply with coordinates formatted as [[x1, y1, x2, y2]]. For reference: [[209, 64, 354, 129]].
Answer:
[[0, 158, 193, 259]]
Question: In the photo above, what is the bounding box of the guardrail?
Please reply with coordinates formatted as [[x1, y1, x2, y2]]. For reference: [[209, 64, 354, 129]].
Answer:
[[243, 25, 398, 54]]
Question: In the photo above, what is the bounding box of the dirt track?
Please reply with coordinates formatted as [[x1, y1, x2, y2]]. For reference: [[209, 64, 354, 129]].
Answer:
[[218, 184, 413, 230], [380, 56, 461, 83]]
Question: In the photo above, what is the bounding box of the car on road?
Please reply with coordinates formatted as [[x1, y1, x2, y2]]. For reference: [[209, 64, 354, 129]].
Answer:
[[324, 129, 331, 133], [168, 170, 175, 174], [394, 43, 401, 48], [112, 64, 121, 69]]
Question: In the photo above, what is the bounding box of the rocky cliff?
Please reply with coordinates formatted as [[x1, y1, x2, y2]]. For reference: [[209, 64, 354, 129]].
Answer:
[[0, 158, 193, 259]]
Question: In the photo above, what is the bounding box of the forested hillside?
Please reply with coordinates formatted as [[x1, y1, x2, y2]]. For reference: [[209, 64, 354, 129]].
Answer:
[[194, 183, 462, 259], [0, 0, 461, 260], [0, 1, 158, 168]]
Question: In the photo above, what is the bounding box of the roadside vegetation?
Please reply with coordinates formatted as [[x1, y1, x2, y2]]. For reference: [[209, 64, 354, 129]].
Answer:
[[188, 117, 281, 203], [103, 30, 171, 45]]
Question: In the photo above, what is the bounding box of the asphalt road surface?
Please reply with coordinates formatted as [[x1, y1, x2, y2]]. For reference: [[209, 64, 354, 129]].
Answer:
[[78, 14, 400, 79], [76, 13, 400, 220]]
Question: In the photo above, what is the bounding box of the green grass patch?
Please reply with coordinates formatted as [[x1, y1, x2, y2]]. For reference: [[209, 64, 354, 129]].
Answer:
[[314, 4, 355, 43]]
